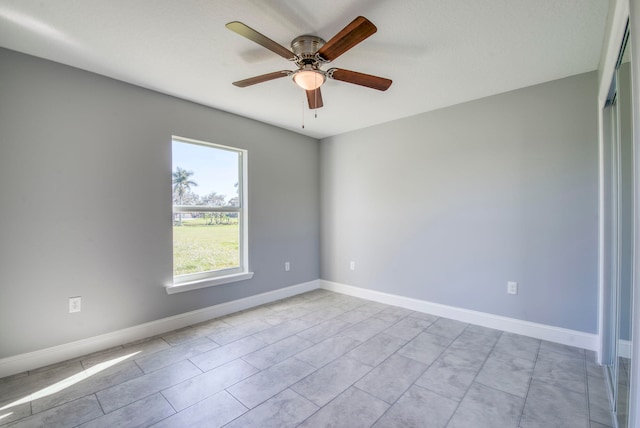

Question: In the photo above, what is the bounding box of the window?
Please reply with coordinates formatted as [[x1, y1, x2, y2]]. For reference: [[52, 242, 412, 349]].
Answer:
[[167, 136, 252, 294]]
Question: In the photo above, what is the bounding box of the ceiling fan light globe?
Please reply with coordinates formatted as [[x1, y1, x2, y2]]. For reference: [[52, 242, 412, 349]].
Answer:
[[293, 70, 325, 90]]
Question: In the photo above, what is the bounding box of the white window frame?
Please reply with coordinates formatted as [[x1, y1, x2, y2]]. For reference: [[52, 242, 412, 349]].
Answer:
[[166, 136, 253, 294]]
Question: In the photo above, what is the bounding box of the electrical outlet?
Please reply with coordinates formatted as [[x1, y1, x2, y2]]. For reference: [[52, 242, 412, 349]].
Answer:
[[507, 281, 518, 295], [69, 296, 82, 313], [350, 261, 356, 271], [285, 262, 290, 272]]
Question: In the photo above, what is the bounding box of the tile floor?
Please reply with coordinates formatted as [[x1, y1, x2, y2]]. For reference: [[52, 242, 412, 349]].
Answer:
[[0, 289, 615, 427]]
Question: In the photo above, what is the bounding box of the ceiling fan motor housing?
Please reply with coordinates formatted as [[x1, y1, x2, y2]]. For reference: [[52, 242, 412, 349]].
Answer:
[[291, 35, 326, 67]]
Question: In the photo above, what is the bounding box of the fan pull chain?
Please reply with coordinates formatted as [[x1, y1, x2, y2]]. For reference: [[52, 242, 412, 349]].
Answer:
[[314, 74, 318, 119], [301, 90, 305, 129]]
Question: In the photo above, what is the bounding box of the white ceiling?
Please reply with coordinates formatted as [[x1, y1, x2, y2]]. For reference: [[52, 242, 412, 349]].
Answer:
[[0, 0, 610, 139]]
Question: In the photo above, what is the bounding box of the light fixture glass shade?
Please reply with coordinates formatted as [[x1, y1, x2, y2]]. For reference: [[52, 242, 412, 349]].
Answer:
[[293, 69, 325, 90]]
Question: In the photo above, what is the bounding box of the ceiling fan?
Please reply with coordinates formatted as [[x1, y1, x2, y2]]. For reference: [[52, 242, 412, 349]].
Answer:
[[226, 16, 392, 109]]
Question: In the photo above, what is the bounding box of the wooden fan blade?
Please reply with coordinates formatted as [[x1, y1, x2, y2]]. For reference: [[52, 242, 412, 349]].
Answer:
[[306, 88, 324, 109], [232, 71, 290, 87], [328, 68, 392, 91], [317, 16, 377, 62], [226, 21, 296, 60]]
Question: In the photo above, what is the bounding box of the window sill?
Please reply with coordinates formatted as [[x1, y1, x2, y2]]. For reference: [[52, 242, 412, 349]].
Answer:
[[165, 272, 254, 294]]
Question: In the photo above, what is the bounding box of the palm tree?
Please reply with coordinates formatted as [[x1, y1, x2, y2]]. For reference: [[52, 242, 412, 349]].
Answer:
[[172, 167, 197, 225]]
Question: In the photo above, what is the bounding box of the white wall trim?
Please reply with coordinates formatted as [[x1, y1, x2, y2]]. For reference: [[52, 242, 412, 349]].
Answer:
[[628, 2, 640, 427], [0, 280, 319, 378], [321, 280, 598, 351], [598, 0, 630, 104], [166, 271, 255, 294], [597, 100, 607, 364], [597, 0, 630, 366]]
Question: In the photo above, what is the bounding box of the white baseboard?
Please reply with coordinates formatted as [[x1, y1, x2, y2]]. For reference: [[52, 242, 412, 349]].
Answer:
[[1, 278, 600, 379], [0, 280, 319, 378], [320, 280, 598, 352]]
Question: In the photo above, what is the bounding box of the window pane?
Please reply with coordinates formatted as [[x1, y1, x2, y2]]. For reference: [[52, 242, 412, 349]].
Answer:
[[173, 212, 240, 276], [172, 137, 244, 281], [172, 140, 240, 208]]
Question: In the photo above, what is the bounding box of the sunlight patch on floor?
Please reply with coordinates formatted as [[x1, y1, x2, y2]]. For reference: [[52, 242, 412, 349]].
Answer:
[[0, 351, 140, 412]]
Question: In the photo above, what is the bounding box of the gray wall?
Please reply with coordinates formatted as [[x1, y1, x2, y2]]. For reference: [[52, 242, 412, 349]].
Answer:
[[320, 72, 599, 333], [0, 48, 320, 358]]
